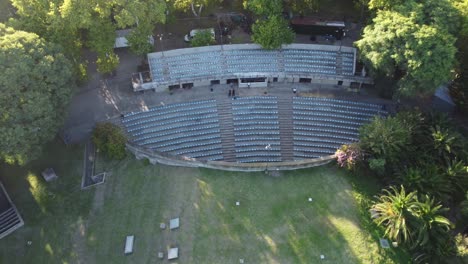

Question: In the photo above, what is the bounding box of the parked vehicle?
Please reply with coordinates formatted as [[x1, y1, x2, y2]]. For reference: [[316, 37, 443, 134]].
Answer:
[[184, 28, 215, 42]]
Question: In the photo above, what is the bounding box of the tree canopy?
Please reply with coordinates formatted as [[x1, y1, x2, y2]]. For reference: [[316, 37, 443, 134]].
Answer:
[[0, 24, 74, 164], [251, 15, 295, 50], [356, 0, 459, 97], [9, 0, 166, 72], [172, 0, 221, 17], [244, 0, 283, 17], [190, 30, 216, 47]]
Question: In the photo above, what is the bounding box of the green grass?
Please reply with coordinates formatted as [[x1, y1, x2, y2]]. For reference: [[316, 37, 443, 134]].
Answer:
[[0, 140, 94, 263], [0, 142, 409, 263]]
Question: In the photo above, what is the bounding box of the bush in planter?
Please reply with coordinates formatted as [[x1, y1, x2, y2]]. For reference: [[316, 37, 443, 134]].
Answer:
[[92, 122, 127, 160]]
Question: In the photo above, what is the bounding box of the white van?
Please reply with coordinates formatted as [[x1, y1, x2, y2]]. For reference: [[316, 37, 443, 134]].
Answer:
[[184, 28, 215, 42]]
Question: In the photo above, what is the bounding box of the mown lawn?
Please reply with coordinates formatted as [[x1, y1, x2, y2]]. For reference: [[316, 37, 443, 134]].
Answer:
[[0, 142, 408, 263]]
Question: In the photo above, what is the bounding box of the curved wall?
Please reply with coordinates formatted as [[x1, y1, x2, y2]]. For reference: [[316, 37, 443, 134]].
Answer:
[[126, 143, 335, 172]]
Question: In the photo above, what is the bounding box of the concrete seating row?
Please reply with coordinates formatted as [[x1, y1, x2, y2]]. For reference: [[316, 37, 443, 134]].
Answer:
[[293, 102, 382, 113], [138, 129, 221, 145], [235, 147, 281, 153], [125, 109, 215, 127], [232, 100, 277, 105], [233, 105, 278, 110], [207, 155, 224, 161], [284, 60, 337, 69], [235, 141, 281, 147], [234, 126, 279, 131], [294, 147, 335, 154], [294, 142, 340, 150], [236, 152, 282, 158], [284, 50, 337, 56], [294, 131, 358, 142], [127, 114, 219, 133], [235, 120, 279, 126], [234, 137, 281, 142], [294, 119, 361, 127], [295, 97, 382, 110], [294, 122, 358, 132], [135, 124, 220, 142], [293, 111, 370, 121], [293, 127, 359, 136], [233, 115, 278, 121], [132, 119, 219, 137], [236, 157, 282, 163], [0, 207, 22, 236], [285, 57, 336, 64], [234, 131, 280, 136], [293, 136, 349, 146], [158, 139, 221, 152], [294, 108, 376, 118], [151, 134, 222, 148], [173, 145, 222, 155], [285, 67, 336, 75], [235, 110, 279, 115], [186, 151, 223, 158]]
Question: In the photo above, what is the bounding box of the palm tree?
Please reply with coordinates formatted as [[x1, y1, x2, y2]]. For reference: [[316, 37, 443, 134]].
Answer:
[[371, 186, 419, 244]]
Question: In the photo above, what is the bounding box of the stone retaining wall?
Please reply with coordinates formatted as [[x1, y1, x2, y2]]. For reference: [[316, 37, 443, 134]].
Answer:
[[126, 143, 335, 172]]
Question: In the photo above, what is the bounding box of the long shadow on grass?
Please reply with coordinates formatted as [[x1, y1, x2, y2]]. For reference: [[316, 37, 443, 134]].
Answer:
[[192, 165, 408, 263], [0, 141, 94, 264]]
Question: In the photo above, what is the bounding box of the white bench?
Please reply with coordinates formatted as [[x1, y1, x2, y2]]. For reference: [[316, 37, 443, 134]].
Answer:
[[124, 235, 134, 255]]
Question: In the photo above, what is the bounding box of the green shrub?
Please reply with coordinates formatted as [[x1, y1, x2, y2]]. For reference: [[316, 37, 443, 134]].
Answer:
[[142, 158, 151, 166], [92, 123, 127, 160], [368, 158, 386, 175], [190, 30, 215, 47]]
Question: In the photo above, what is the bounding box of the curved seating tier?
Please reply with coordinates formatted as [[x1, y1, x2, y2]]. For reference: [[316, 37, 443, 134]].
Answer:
[[123, 96, 386, 163], [292, 97, 386, 160], [148, 47, 356, 84], [123, 100, 224, 161], [231, 97, 282, 163]]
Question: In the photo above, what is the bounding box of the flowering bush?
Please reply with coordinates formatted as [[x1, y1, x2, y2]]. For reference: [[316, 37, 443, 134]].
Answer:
[[335, 144, 363, 170]]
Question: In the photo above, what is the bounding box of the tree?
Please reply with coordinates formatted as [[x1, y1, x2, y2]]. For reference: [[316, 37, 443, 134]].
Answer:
[[252, 15, 295, 50], [284, 0, 321, 13], [0, 24, 74, 164], [127, 22, 155, 56], [372, 186, 419, 244], [92, 123, 127, 160], [172, 0, 221, 17], [359, 115, 412, 164], [10, 0, 166, 70], [244, 0, 283, 16], [355, 3, 457, 97], [190, 30, 216, 47]]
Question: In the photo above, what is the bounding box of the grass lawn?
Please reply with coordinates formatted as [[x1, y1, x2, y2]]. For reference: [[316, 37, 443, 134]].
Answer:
[[0, 142, 408, 263]]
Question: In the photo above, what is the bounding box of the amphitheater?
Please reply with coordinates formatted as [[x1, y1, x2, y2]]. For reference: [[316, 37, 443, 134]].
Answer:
[[126, 44, 386, 170]]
